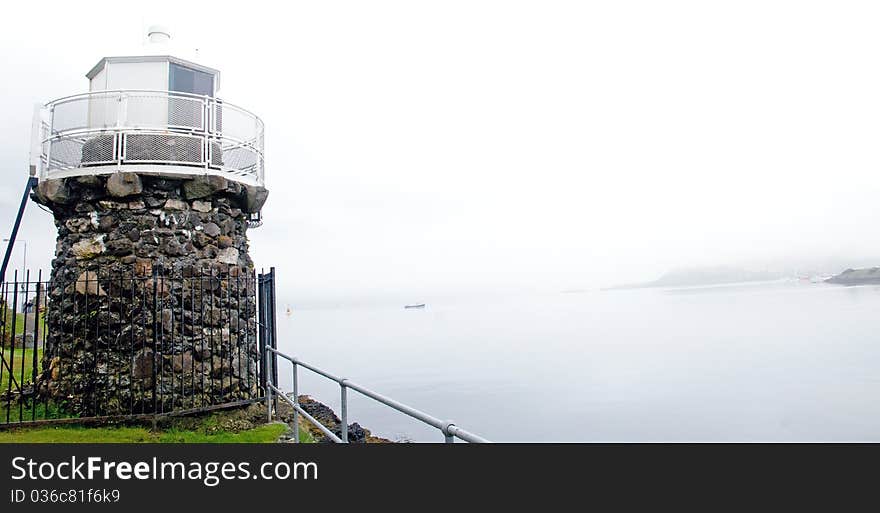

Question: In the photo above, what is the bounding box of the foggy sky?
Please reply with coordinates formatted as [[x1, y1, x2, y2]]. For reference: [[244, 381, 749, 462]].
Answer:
[[1, 1, 879, 300]]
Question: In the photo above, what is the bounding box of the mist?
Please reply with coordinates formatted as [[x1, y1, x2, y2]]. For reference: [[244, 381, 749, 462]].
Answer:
[[2, 1, 880, 301]]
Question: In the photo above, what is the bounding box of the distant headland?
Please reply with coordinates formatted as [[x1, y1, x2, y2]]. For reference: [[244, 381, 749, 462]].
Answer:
[[604, 266, 784, 290], [825, 268, 880, 286]]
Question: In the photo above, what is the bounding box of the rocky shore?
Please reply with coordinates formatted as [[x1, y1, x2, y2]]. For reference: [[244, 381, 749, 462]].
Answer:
[[275, 395, 392, 443], [159, 398, 393, 443]]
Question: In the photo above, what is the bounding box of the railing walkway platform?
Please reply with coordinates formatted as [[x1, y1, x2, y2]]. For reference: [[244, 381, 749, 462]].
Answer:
[[35, 89, 265, 187]]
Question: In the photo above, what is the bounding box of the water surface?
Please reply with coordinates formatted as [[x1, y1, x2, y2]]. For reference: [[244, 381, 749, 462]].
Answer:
[[276, 281, 880, 442]]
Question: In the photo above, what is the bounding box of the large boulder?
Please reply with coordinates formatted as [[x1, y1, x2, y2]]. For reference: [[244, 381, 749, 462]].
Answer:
[[74, 270, 106, 296], [75, 175, 102, 187], [192, 200, 212, 213], [132, 348, 154, 382], [71, 237, 106, 259], [106, 172, 143, 198], [164, 199, 187, 210], [202, 222, 222, 237], [35, 179, 72, 204], [243, 185, 269, 213], [183, 175, 228, 199], [217, 247, 239, 265]]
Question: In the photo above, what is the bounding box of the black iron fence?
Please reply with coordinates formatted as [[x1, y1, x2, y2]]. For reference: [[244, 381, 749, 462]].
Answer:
[[0, 267, 274, 426], [257, 268, 277, 392]]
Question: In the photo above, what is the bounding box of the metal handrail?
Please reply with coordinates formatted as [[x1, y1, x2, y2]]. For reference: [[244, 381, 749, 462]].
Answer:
[[265, 346, 491, 444], [45, 89, 265, 128], [48, 88, 213, 105], [36, 89, 265, 187], [270, 387, 343, 443]]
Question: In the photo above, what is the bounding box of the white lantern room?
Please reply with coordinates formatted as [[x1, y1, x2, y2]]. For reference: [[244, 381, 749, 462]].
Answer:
[[32, 27, 264, 188], [87, 56, 219, 97]]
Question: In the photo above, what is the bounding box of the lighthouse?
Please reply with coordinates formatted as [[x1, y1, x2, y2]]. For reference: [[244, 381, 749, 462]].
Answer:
[[29, 28, 269, 416]]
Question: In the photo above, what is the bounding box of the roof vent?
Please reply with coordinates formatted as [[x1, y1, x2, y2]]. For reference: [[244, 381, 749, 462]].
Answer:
[[147, 25, 171, 44]]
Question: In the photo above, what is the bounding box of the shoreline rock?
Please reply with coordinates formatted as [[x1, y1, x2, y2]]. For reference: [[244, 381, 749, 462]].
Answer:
[[275, 395, 393, 443]]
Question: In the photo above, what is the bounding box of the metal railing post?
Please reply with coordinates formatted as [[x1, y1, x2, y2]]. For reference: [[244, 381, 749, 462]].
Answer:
[[117, 93, 127, 128], [44, 106, 54, 174], [292, 362, 299, 443], [151, 266, 158, 413], [340, 380, 349, 443], [265, 348, 273, 422], [443, 421, 455, 443], [117, 94, 128, 168], [32, 272, 42, 421], [203, 97, 211, 170]]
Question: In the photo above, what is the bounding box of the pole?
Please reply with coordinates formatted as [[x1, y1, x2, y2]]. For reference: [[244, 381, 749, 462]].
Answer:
[[340, 382, 348, 443], [265, 349, 273, 423], [292, 363, 299, 443], [0, 177, 38, 284]]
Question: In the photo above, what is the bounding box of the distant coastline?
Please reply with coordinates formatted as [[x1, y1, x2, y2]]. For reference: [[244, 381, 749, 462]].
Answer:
[[825, 268, 880, 286], [604, 266, 784, 291]]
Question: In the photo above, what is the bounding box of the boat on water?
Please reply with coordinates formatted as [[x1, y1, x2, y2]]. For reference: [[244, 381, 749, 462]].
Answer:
[[404, 304, 426, 309]]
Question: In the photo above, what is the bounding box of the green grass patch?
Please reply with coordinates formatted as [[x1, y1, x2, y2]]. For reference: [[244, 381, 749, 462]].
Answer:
[[0, 405, 315, 443], [157, 423, 289, 443], [0, 426, 157, 443], [297, 426, 315, 443], [0, 422, 289, 444], [0, 348, 42, 393], [0, 401, 70, 424]]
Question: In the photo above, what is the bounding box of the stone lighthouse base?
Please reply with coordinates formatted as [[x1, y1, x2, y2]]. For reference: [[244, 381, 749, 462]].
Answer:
[[31, 172, 269, 417]]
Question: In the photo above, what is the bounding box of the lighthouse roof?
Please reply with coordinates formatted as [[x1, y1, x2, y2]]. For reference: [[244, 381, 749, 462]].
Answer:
[[86, 55, 221, 89]]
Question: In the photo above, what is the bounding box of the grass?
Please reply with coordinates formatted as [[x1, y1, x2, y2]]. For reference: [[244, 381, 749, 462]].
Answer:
[[0, 348, 42, 393], [0, 304, 47, 393], [0, 346, 76, 424], [0, 423, 290, 443], [0, 402, 71, 424], [293, 424, 316, 443], [0, 407, 315, 443], [157, 423, 292, 443]]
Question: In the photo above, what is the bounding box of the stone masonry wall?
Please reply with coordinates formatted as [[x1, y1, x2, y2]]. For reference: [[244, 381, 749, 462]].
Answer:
[[31, 172, 269, 416]]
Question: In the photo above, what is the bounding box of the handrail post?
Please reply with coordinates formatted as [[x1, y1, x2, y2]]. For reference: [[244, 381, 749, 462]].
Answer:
[[44, 106, 54, 172], [117, 94, 127, 169], [151, 266, 158, 413], [292, 361, 299, 443], [264, 348, 272, 422], [340, 380, 348, 443], [117, 93, 127, 129], [203, 97, 211, 170], [442, 421, 456, 444]]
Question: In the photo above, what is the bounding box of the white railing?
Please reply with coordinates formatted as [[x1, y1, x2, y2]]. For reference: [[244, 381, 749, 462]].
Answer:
[[36, 90, 264, 187]]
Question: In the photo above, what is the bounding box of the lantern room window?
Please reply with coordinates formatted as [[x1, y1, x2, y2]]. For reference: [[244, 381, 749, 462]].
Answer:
[[169, 63, 214, 97]]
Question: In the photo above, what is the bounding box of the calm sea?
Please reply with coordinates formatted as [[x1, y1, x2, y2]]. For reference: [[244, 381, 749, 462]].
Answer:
[[275, 281, 880, 442]]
